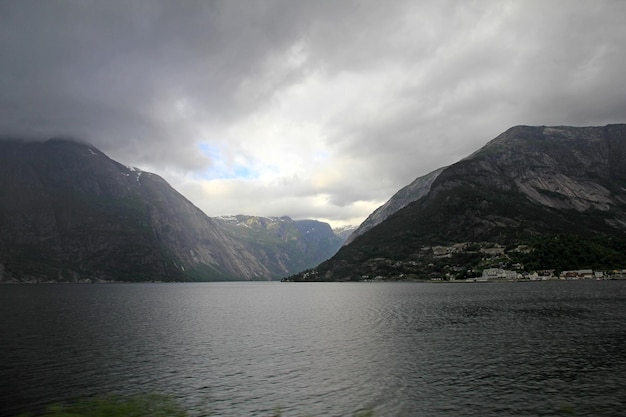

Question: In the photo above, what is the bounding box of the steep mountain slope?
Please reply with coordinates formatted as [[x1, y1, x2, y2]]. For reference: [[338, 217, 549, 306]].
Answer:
[[297, 124, 626, 281], [0, 139, 272, 282], [213, 215, 344, 276], [344, 167, 446, 245]]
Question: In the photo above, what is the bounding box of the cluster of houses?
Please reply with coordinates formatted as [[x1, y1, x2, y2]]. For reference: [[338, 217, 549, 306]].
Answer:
[[475, 268, 626, 282]]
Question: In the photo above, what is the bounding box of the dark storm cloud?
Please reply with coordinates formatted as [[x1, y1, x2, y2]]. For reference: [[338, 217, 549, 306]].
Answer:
[[0, 0, 314, 167], [1, 0, 626, 225]]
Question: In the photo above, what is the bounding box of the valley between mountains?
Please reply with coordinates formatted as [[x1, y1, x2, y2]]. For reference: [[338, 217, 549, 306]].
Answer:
[[0, 139, 353, 282], [2, 124, 626, 282]]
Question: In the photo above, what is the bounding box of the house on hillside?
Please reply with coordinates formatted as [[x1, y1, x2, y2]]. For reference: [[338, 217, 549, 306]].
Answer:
[[481, 268, 518, 280], [560, 269, 594, 280]]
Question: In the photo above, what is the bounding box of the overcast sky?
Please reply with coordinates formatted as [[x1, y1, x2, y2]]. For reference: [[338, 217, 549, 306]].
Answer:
[[2, 0, 625, 227]]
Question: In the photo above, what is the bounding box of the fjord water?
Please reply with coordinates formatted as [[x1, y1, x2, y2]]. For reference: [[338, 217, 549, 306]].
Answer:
[[1, 281, 625, 417]]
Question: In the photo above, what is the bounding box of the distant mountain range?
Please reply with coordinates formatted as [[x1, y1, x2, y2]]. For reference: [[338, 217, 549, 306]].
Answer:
[[214, 215, 350, 277], [293, 124, 626, 281], [0, 139, 352, 282]]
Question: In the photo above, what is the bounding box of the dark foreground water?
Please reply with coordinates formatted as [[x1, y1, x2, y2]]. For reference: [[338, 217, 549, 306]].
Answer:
[[1, 281, 625, 417]]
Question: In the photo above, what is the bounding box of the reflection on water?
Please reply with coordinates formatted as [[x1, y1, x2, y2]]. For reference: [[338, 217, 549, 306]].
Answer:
[[1, 281, 625, 416]]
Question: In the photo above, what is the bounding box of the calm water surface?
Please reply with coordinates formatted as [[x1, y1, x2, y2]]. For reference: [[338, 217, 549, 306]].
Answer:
[[1, 281, 625, 416]]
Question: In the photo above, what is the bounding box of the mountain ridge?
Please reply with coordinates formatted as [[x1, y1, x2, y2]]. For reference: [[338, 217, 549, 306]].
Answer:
[[292, 124, 626, 281], [213, 214, 348, 276], [0, 139, 345, 282], [344, 166, 446, 245]]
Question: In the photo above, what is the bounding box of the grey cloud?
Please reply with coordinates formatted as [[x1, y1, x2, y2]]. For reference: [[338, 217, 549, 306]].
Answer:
[[2, 0, 626, 225], [316, 0, 626, 192], [0, 0, 315, 164]]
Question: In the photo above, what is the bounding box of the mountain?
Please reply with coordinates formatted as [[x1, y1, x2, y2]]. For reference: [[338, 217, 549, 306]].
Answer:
[[293, 124, 626, 281], [333, 225, 358, 242], [0, 139, 277, 282], [213, 215, 345, 276], [343, 167, 446, 245]]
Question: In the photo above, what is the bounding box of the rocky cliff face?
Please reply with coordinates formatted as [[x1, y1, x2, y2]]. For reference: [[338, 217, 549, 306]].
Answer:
[[298, 124, 626, 281], [0, 139, 272, 282], [462, 125, 626, 212]]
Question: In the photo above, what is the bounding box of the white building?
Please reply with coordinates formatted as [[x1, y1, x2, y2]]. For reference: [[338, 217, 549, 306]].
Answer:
[[481, 268, 518, 280]]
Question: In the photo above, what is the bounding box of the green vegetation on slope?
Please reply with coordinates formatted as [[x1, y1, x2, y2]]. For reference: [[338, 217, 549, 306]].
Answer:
[[292, 231, 626, 281], [509, 234, 626, 272]]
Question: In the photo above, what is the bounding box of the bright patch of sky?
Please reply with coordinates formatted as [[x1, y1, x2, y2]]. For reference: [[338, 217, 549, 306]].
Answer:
[[197, 143, 259, 180]]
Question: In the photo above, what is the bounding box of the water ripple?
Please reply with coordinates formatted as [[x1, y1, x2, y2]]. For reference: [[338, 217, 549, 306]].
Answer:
[[1, 281, 626, 416]]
